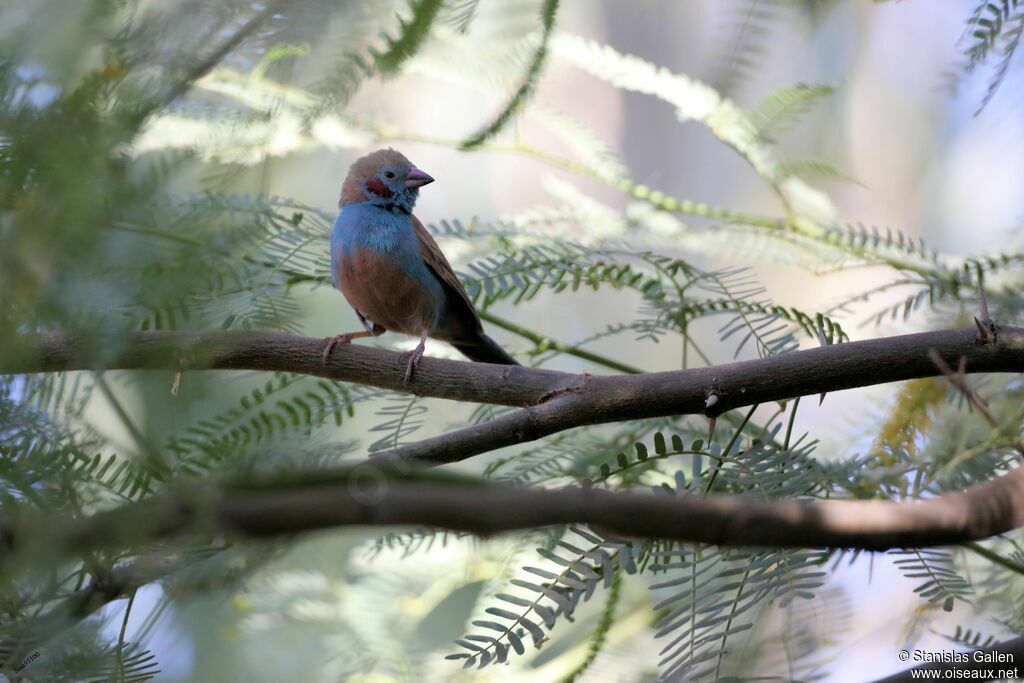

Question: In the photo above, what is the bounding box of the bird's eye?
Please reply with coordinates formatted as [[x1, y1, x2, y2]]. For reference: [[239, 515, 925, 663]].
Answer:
[[384, 171, 396, 179]]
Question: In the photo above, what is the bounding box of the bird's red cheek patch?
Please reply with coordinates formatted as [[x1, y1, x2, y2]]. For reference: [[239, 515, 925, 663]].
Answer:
[[365, 178, 393, 199]]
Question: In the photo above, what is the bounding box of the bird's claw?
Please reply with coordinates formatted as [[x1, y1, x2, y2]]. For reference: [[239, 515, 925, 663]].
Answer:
[[402, 345, 425, 385], [322, 333, 354, 364]]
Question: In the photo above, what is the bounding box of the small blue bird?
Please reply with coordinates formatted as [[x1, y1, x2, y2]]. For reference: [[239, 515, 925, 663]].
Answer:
[[324, 148, 519, 382]]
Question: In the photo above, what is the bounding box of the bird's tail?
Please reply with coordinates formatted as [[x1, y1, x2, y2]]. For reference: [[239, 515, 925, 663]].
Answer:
[[451, 333, 519, 365]]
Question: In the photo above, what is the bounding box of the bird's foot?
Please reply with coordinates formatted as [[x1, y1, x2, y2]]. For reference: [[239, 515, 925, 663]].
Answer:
[[402, 342, 426, 386], [322, 333, 355, 364]]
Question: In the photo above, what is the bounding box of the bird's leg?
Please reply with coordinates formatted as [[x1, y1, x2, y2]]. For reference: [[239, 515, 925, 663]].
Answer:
[[402, 329, 429, 385], [322, 331, 371, 364], [322, 325, 383, 364]]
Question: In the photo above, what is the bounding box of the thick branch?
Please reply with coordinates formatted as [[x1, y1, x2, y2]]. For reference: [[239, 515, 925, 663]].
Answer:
[[7, 462, 1024, 560], [7, 326, 1023, 464], [8, 326, 1024, 410]]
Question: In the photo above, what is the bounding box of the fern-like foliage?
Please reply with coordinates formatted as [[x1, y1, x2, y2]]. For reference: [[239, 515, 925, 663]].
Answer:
[[649, 544, 827, 679], [440, 0, 481, 33], [367, 393, 428, 452], [455, 421, 840, 677], [374, 0, 445, 75], [66, 452, 156, 504], [549, 32, 838, 219], [35, 641, 160, 683], [486, 418, 680, 486], [747, 83, 835, 144], [824, 221, 944, 266], [460, 0, 560, 149], [119, 193, 334, 335], [449, 527, 639, 667], [960, 0, 1024, 110], [944, 625, 1000, 649], [428, 223, 849, 363], [365, 528, 467, 559], [308, 0, 445, 108], [709, 0, 791, 94], [693, 267, 848, 357], [167, 373, 371, 476], [890, 548, 974, 612]]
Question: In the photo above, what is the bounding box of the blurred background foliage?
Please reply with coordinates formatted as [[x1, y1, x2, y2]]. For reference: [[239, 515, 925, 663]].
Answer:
[[1, 0, 1024, 680]]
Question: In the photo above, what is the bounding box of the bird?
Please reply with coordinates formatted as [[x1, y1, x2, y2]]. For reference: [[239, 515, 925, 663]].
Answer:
[[323, 148, 519, 383]]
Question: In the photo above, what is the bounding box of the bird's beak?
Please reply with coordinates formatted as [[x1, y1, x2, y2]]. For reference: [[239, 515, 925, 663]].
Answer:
[[405, 167, 434, 189]]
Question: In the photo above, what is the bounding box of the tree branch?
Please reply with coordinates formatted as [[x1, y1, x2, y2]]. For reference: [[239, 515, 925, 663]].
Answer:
[[5, 460, 1024, 561], [6, 326, 1023, 464], [8, 326, 1024, 410]]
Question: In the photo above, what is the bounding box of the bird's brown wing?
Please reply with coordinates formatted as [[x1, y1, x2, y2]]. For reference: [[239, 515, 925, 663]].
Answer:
[[413, 214, 483, 334]]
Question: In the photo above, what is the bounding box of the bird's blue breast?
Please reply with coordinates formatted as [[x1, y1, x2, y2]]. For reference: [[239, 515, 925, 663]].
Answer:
[[329, 202, 445, 332], [331, 203, 428, 284]]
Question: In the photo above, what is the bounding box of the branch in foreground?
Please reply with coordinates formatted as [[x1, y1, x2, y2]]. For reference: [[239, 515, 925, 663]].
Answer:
[[6, 461, 1024, 562], [6, 326, 1024, 466]]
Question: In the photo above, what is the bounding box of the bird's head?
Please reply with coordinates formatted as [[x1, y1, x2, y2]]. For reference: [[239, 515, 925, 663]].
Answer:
[[338, 148, 434, 213]]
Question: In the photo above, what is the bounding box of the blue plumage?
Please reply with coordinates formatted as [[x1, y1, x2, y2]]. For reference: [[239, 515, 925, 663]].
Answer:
[[331, 204, 436, 289], [331, 202, 445, 334], [323, 148, 519, 383]]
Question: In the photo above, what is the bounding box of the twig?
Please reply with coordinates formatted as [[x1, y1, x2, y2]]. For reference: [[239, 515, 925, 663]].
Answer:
[[977, 269, 991, 322], [927, 349, 997, 426], [974, 268, 997, 343], [963, 541, 1024, 577], [703, 404, 758, 494], [479, 310, 643, 375], [159, 1, 287, 108]]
